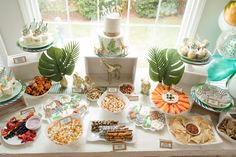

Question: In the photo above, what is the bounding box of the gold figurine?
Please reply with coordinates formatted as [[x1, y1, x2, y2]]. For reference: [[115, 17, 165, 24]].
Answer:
[[73, 73, 94, 93], [100, 59, 121, 84]]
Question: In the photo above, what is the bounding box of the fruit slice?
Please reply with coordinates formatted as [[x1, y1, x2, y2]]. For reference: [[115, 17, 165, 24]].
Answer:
[[169, 105, 175, 114], [152, 94, 162, 100], [154, 87, 164, 95], [179, 97, 189, 103], [176, 103, 188, 112], [160, 103, 170, 113], [173, 104, 181, 114], [155, 102, 165, 108], [178, 101, 190, 109], [178, 94, 189, 99], [152, 91, 161, 96]]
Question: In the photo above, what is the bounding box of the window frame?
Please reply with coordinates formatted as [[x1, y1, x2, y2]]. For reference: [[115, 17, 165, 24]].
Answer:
[[0, 0, 208, 77], [18, 0, 206, 48], [176, 0, 206, 47], [0, 34, 8, 66]]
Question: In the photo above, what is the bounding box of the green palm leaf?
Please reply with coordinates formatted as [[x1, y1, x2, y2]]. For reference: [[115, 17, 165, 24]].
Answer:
[[38, 42, 80, 82], [148, 48, 167, 82], [148, 48, 185, 86], [62, 41, 80, 75]]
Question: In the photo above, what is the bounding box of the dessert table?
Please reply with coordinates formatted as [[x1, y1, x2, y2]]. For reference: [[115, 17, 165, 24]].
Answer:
[[0, 69, 236, 157]]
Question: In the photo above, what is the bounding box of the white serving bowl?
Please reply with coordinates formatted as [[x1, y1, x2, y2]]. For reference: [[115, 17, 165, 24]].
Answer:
[[216, 115, 236, 144], [26, 115, 42, 130], [24, 80, 52, 99], [97, 90, 130, 113], [119, 82, 135, 95]]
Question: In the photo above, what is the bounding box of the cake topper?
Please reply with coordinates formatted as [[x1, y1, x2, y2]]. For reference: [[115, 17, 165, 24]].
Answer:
[[22, 19, 48, 37], [101, 5, 122, 17]]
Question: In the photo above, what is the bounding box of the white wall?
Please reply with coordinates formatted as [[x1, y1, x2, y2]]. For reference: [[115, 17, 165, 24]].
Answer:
[[196, 0, 229, 52], [0, 0, 25, 56]]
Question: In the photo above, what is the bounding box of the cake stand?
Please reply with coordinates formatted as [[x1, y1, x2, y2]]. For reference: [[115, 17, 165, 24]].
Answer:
[[17, 36, 54, 53]]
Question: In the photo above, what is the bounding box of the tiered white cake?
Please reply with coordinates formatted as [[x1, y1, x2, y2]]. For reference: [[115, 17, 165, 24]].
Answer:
[[96, 13, 127, 57]]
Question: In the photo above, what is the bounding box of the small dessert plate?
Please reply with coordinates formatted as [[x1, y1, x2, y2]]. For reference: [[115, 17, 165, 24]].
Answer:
[[119, 83, 134, 95]]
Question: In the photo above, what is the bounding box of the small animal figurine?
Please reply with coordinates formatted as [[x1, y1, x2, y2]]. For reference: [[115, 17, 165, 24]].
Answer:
[[100, 59, 121, 84], [73, 73, 94, 93], [118, 39, 128, 56], [84, 75, 95, 91], [141, 78, 151, 96]]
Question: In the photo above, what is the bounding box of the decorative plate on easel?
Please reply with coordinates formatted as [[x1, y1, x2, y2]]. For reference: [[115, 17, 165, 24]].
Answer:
[[191, 84, 234, 112]]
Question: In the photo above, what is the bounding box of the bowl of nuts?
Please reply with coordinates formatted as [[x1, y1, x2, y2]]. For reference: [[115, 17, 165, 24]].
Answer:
[[119, 83, 134, 95], [25, 76, 52, 99], [97, 90, 130, 113], [85, 87, 104, 102]]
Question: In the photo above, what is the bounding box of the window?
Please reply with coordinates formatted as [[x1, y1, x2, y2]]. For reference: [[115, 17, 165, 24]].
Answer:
[[18, 0, 205, 68]]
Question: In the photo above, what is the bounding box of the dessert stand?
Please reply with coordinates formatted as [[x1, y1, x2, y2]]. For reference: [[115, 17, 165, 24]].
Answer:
[[88, 13, 137, 87], [0, 21, 55, 115], [0, 67, 27, 117]]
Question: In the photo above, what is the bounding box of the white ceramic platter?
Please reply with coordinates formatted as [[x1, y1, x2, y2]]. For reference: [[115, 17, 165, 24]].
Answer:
[[216, 116, 236, 144], [166, 115, 223, 146], [87, 122, 136, 143]]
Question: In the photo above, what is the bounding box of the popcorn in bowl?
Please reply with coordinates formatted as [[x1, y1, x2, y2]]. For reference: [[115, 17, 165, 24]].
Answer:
[[47, 117, 83, 145]]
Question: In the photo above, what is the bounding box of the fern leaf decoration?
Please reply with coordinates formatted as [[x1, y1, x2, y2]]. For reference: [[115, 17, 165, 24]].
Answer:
[[62, 41, 80, 75], [148, 48, 185, 86]]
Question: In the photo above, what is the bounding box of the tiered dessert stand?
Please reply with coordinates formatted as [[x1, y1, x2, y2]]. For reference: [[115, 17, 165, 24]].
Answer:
[[0, 67, 26, 116], [86, 13, 137, 87]]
